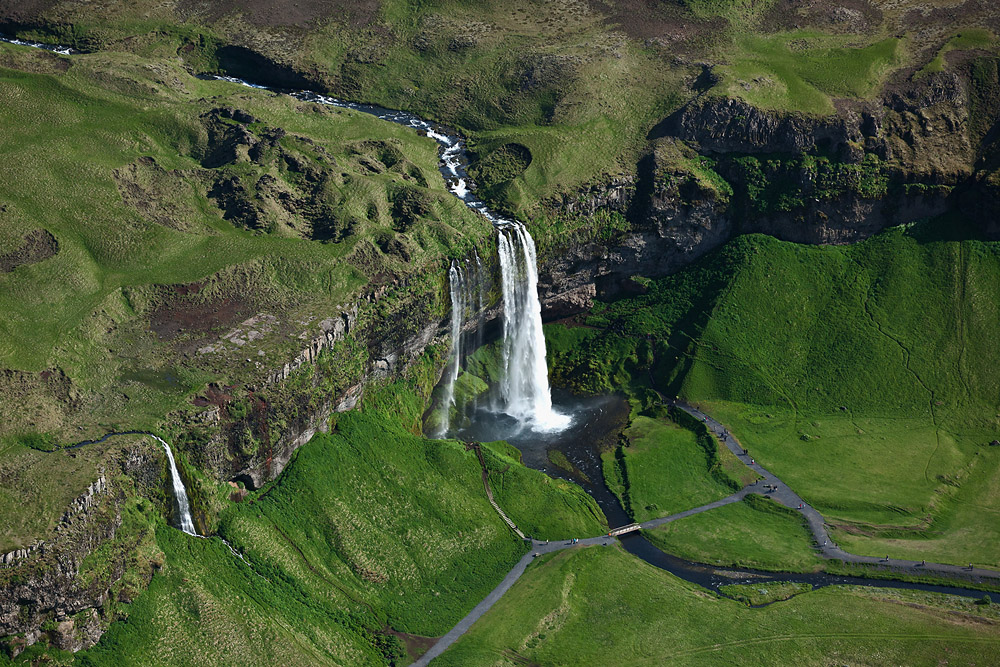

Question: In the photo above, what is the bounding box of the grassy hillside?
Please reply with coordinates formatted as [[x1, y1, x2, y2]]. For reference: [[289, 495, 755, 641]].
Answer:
[[22, 407, 609, 665], [77, 526, 388, 667], [482, 441, 608, 540], [435, 545, 1000, 666], [546, 217, 1000, 567], [214, 412, 528, 638]]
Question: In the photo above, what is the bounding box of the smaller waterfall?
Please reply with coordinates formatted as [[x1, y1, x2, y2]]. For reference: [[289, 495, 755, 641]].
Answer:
[[437, 253, 490, 436], [151, 435, 197, 535], [438, 261, 467, 436], [472, 250, 487, 411], [497, 224, 570, 431]]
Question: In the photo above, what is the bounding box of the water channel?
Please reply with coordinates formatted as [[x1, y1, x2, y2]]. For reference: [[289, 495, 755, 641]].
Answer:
[[457, 392, 992, 604]]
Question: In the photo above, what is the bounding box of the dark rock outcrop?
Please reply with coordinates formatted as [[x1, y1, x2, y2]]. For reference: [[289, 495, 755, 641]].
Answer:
[[538, 69, 986, 314], [0, 228, 58, 273], [1, 440, 164, 655]]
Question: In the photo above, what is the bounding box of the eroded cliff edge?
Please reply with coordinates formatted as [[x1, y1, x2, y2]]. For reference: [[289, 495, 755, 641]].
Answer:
[[537, 61, 1000, 316]]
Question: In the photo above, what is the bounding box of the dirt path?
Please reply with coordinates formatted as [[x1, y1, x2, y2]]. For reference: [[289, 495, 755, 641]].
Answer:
[[412, 403, 1000, 665], [670, 399, 1000, 582]]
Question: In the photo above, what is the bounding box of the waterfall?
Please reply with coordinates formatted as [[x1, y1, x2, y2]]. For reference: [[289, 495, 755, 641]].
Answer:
[[497, 223, 570, 431], [438, 261, 467, 436], [472, 250, 486, 411], [151, 435, 197, 535]]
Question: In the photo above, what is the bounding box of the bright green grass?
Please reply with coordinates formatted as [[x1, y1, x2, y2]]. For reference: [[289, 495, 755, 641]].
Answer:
[[547, 218, 1000, 568], [482, 442, 608, 540], [920, 29, 996, 75], [645, 494, 823, 572], [606, 415, 737, 522], [434, 545, 1000, 666], [215, 412, 527, 637], [714, 32, 902, 114], [828, 439, 1000, 570], [76, 526, 386, 667], [718, 581, 812, 606]]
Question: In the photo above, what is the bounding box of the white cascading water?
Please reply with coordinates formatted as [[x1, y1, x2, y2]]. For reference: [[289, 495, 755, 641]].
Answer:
[[438, 261, 467, 436], [151, 435, 197, 535], [497, 224, 570, 431], [3, 34, 570, 437]]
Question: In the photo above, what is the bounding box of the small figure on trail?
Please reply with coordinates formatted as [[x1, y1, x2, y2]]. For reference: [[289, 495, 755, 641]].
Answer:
[[798, 503, 803, 509], [751, 458, 755, 465], [885, 555, 889, 562], [921, 560, 925, 566]]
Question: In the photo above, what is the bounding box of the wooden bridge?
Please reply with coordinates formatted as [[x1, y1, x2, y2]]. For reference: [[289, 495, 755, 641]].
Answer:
[[608, 523, 641, 537]]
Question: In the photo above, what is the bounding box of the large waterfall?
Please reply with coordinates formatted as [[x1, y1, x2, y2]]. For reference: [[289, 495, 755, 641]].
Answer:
[[497, 224, 570, 431], [152, 435, 197, 535]]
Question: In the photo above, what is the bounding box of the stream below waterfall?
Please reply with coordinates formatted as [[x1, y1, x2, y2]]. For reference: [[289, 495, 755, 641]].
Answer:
[[457, 392, 990, 603]]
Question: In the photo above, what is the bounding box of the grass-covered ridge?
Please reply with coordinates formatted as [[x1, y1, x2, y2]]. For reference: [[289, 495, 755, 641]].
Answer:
[[60, 407, 610, 665], [546, 218, 1000, 567], [713, 32, 902, 115]]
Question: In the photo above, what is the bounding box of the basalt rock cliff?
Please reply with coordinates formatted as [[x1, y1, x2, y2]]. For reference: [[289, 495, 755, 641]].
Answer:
[[537, 60, 1000, 317]]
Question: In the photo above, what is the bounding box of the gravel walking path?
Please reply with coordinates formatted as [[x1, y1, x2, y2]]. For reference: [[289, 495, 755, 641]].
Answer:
[[410, 402, 1000, 665]]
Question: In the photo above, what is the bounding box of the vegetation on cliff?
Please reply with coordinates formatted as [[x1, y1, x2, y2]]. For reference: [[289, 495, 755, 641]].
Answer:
[[546, 217, 1000, 568]]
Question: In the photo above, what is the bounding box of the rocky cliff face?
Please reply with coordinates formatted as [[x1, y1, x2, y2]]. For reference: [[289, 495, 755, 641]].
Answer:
[[1, 440, 164, 656], [182, 253, 503, 491], [538, 165, 731, 317], [537, 64, 995, 316]]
